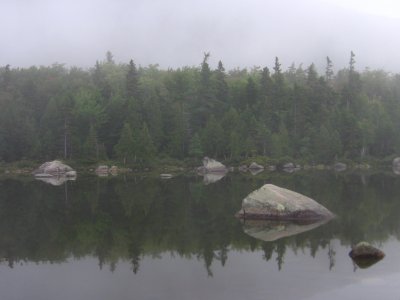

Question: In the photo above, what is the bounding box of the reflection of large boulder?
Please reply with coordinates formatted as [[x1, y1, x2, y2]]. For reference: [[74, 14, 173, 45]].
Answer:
[[33, 160, 76, 178], [241, 218, 330, 242], [197, 157, 227, 174], [236, 184, 334, 220], [349, 242, 385, 269]]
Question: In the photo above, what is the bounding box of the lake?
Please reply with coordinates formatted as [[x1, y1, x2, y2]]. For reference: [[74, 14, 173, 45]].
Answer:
[[0, 170, 399, 300]]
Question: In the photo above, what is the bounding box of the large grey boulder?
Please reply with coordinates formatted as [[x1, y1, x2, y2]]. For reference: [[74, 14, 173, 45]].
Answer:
[[241, 218, 330, 242], [197, 157, 227, 174], [236, 184, 334, 220], [33, 160, 76, 178]]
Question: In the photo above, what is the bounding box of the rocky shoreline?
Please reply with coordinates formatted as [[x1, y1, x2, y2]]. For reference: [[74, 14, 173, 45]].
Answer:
[[0, 157, 399, 178]]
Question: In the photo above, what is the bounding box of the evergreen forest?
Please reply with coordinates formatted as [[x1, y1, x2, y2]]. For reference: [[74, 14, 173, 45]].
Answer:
[[1, 51, 400, 165]]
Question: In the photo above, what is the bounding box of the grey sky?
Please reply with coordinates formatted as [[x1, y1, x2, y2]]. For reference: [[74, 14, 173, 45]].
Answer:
[[2, 0, 400, 72]]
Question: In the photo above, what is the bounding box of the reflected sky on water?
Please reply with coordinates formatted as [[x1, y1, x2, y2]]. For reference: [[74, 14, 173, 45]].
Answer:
[[0, 171, 399, 299]]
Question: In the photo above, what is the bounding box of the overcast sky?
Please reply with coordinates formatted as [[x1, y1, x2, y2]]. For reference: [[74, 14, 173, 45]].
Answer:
[[2, 0, 400, 72]]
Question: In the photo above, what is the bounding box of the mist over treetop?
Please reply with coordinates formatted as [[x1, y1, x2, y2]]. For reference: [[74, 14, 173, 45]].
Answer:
[[2, 0, 400, 71]]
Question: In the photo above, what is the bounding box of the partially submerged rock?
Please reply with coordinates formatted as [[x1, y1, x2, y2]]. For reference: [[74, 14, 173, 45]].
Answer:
[[236, 184, 334, 221], [349, 242, 385, 260], [249, 168, 264, 176], [197, 157, 228, 174], [282, 163, 301, 173], [95, 165, 109, 176], [249, 163, 264, 175], [109, 166, 118, 175], [33, 160, 76, 178], [160, 173, 173, 179], [333, 162, 347, 172], [349, 242, 385, 269], [249, 162, 264, 170], [238, 165, 248, 172], [282, 162, 295, 171], [354, 163, 371, 170], [241, 218, 330, 242]]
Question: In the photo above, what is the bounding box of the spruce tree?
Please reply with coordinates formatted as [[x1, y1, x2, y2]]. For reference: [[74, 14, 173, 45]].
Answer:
[[126, 59, 140, 99], [189, 133, 203, 159], [325, 57, 334, 82], [114, 122, 136, 164]]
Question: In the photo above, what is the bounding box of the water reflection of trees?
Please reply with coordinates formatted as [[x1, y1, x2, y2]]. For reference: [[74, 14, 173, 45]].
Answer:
[[0, 172, 400, 273]]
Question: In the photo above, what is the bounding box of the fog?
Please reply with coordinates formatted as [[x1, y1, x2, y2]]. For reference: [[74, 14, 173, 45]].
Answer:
[[2, 0, 400, 72]]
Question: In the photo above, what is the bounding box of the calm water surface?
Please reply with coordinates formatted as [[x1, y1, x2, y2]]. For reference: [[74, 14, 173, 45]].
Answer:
[[0, 171, 400, 300]]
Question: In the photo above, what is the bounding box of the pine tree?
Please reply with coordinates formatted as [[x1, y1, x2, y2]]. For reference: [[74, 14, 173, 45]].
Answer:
[[137, 123, 156, 163], [189, 133, 203, 158], [349, 51, 356, 73], [245, 76, 258, 108], [229, 131, 241, 159], [325, 57, 334, 82], [201, 116, 224, 158], [272, 57, 283, 85], [192, 52, 216, 129], [114, 122, 136, 164], [126, 59, 140, 99], [214, 60, 229, 104], [83, 124, 99, 161], [260, 67, 273, 97], [106, 51, 115, 64]]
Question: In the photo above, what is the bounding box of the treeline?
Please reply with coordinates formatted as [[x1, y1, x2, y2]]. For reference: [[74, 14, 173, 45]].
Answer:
[[1, 51, 400, 164]]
